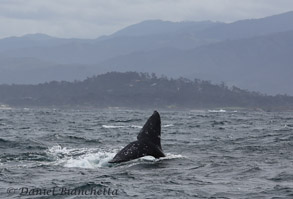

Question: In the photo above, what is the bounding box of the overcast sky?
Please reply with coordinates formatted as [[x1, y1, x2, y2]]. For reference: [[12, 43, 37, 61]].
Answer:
[[0, 0, 293, 39]]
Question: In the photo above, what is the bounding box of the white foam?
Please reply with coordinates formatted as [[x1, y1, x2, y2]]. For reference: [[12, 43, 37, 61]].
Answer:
[[140, 156, 156, 161], [163, 124, 174, 127], [47, 145, 88, 156], [0, 105, 12, 110], [47, 145, 116, 169], [102, 124, 174, 129], [102, 124, 143, 129], [130, 125, 143, 129], [125, 153, 187, 168], [63, 152, 115, 169], [141, 154, 186, 161], [161, 153, 186, 160], [102, 125, 125, 129], [208, 109, 227, 113]]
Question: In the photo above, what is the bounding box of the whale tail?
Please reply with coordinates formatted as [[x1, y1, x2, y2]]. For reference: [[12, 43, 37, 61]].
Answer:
[[109, 111, 165, 163]]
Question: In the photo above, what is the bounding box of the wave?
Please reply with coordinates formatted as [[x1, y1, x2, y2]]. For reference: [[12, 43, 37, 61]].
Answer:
[[161, 153, 186, 160], [0, 105, 12, 110], [208, 109, 227, 113], [163, 124, 174, 127], [47, 145, 90, 157], [124, 153, 187, 169], [269, 172, 293, 182], [130, 125, 142, 128], [102, 124, 174, 129], [0, 138, 9, 143], [102, 125, 126, 129], [108, 119, 142, 123], [62, 135, 101, 143], [0, 138, 19, 148]]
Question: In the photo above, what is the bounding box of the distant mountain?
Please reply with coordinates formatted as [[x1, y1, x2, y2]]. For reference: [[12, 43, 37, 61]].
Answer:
[[0, 21, 221, 65], [100, 30, 293, 95], [0, 11, 293, 95], [0, 33, 89, 52], [195, 11, 293, 41], [110, 20, 221, 37], [1, 72, 292, 110]]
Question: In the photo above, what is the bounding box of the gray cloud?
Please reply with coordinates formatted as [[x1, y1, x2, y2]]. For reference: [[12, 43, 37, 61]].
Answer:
[[0, 0, 293, 39]]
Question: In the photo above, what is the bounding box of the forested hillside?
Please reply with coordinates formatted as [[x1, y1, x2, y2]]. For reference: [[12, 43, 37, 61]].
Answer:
[[0, 72, 292, 110]]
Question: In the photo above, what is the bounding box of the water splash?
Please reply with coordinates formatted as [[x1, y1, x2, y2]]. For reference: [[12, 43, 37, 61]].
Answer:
[[46, 146, 183, 169], [63, 151, 115, 169], [46, 145, 116, 169]]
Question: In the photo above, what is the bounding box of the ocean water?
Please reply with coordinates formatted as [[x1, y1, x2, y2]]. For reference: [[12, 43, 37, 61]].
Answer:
[[0, 108, 293, 199]]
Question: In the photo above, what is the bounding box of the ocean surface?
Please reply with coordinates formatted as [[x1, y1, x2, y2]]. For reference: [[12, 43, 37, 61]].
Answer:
[[0, 108, 293, 199]]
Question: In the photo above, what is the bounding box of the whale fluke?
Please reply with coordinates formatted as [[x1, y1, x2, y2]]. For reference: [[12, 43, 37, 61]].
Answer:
[[109, 111, 165, 163]]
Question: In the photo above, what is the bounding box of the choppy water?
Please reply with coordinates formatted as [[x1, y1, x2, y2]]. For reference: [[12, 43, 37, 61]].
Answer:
[[0, 108, 293, 198]]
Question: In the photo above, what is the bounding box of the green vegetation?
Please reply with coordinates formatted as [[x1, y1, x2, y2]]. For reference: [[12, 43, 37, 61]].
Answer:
[[0, 72, 292, 110]]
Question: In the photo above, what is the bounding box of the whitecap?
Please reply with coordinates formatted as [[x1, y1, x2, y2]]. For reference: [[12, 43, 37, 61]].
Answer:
[[208, 109, 226, 113], [159, 153, 187, 161], [0, 105, 12, 110], [130, 125, 142, 129], [102, 125, 125, 129], [163, 124, 174, 127]]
